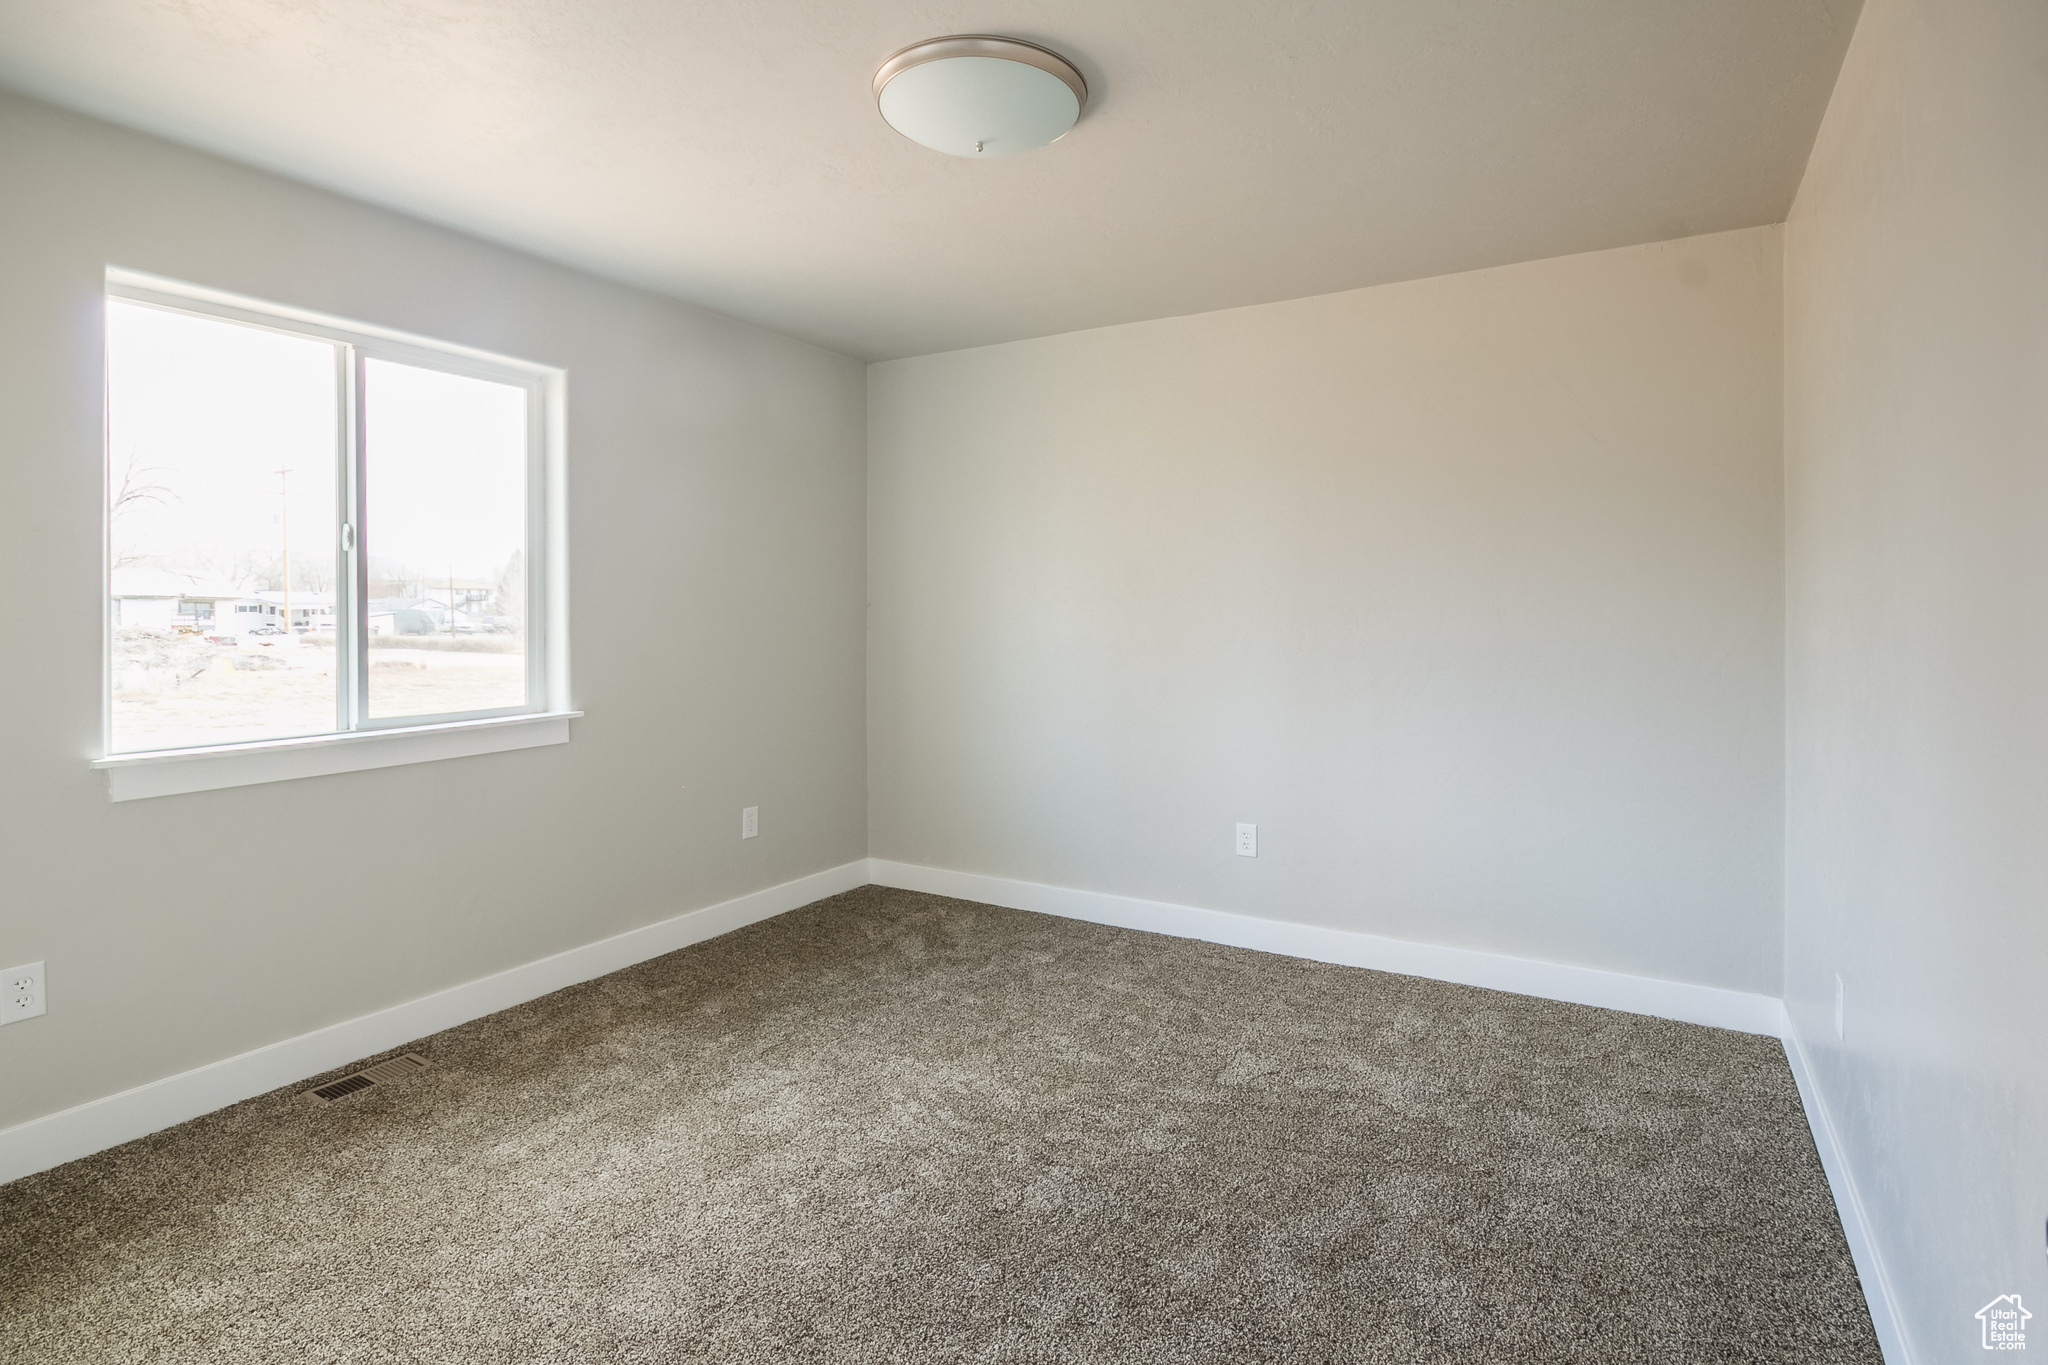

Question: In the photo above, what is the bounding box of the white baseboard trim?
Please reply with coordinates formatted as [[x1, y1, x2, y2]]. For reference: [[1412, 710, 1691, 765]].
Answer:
[[866, 859, 1784, 1036], [0, 858, 870, 1187], [1780, 1018, 1914, 1365]]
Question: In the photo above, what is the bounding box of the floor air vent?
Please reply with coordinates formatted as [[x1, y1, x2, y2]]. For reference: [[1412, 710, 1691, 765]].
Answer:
[[304, 1053, 430, 1104]]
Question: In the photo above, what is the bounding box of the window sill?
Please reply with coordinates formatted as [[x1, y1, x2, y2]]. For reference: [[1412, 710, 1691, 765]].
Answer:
[[93, 711, 582, 802]]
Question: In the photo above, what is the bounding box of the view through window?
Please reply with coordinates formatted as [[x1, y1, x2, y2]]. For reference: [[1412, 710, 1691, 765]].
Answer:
[[106, 285, 547, 755], [362, 358, 528, 720]]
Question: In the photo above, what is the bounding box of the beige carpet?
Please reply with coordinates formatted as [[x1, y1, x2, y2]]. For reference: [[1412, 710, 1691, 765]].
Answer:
[[0, 885, 1879, 1363]]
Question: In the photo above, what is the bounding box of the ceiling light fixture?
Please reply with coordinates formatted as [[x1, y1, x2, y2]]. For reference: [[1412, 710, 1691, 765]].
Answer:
[[873, 36, 1088, 159]]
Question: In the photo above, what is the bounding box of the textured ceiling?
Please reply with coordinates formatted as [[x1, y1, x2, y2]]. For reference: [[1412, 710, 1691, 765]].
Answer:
[[0, 1, 1860, 360]]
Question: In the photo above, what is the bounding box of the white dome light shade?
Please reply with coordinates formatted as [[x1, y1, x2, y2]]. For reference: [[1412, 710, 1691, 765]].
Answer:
[[874, 36, 1087, 158]]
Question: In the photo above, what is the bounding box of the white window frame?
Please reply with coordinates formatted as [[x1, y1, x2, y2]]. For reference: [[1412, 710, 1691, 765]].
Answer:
[[94, 268, 575, 801]]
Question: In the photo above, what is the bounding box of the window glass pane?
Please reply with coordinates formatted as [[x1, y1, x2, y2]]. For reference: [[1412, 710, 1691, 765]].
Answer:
[[363, 358, 528, 720], [106, 301, 339, 753]]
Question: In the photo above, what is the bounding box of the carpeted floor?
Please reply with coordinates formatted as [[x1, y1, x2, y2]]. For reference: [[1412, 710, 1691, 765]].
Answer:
[[0, 886, 1879, 1363]]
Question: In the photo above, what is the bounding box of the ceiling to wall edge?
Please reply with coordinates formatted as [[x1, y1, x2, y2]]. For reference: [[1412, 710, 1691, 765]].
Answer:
[[0, 1, 1853, 368]]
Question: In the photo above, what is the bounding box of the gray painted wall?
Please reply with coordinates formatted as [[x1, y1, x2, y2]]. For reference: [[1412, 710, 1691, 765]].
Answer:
[[869, 227, 1786, 994], [1784, 0, 2048, 1354], [0, 93, 868, 1131]]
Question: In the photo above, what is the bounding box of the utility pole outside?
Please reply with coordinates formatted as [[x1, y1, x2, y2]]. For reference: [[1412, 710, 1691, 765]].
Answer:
[[276, 468, 292, 636]]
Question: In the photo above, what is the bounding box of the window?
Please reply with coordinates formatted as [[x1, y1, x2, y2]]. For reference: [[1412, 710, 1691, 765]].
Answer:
[[99, 270, 571, 800]]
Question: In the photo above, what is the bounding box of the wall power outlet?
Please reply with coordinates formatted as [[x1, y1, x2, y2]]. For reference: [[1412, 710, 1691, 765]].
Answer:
[[1235, 823, 1257, 858], [2, 962, 46, 1026], [742, 806, 759, 839]]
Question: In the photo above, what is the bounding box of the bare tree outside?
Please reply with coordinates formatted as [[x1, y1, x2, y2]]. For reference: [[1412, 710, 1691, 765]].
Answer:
[[108, 449, 178, 569]]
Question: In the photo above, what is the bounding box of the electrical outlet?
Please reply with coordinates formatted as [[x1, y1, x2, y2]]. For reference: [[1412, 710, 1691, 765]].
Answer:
[[742, 806, 758, 839], [1834, 973, 1844, 1041], [2, 962, 45, 1026], [1235, 823, 1257, 858]]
